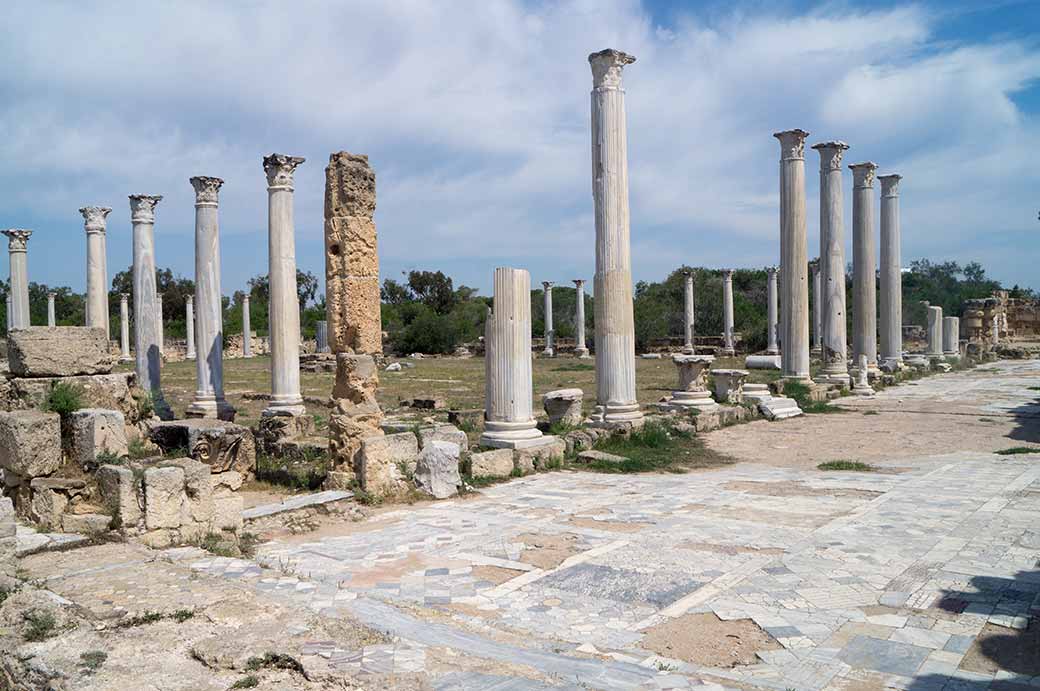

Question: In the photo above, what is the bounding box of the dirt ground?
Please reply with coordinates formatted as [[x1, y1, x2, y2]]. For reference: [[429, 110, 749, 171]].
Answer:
[[641, 612, 782, 667]]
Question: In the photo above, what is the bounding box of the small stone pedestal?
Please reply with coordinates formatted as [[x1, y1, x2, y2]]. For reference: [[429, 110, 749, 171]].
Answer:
[[711, 369, 749, 404], [542, 389, 583, 427], [850, 356, 876, 397], [742, 383, 772, 404], [668, 354, 717, 411]]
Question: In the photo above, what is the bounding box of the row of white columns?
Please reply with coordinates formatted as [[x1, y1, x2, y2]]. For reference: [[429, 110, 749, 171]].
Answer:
[[539, 280, 590, 358]]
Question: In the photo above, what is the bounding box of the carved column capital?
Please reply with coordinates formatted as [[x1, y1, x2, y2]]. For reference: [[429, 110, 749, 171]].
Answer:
[[811, 141, 849, 171], [773, 129, 809, 160], [766, 266, 778, 278], [589, 48, 636, 90], [263, 154, 305, 190], [849, 162, 878, 188], [1, 229, 32, 252], [542, 281, 554, 290], [879, 173, 902, 197], [129, 195, 163, 223], [79, 206, 112, 234], [572, 279, 585, 288], [120, 293, 129, 302], [722, 269, 734, 281], [190, 176, 224, 206]]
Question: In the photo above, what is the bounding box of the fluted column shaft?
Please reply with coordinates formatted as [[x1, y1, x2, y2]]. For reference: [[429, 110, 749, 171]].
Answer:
[[3, 230, 31, 329], [721, 269, 735, 355], [542, 281, 554, 355], [589, 48, 643, 426], [774, 130, 810, 380], [879, 174, 903, 366], [185, 296, 196, 359], [157, 295, 164, 355], [813, 141, 850, 384], [316, 320, 329, 353], [942, 316, 959, 355], [927, 306, 944, 357], [242, 296, 252, 357], [573, 279, 589, 357], [129, 195, 170, 417], [850, 162, 879, 374], [5, 295, 11, 331], [80, 206, 112, 338], [683, 272, 695, 352], [119, 293, 131, 361], [811, 264, 821, 353], [479, 267, 545, 448], [262, 154, 306, 417], [47, 292, 56, 327]]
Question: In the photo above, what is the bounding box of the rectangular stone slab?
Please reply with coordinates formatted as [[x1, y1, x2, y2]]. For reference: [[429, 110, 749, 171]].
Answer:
[[8, 327, 115, 376]]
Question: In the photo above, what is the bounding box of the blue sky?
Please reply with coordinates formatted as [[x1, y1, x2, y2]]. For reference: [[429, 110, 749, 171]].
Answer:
[[1, 0, 1038, 301]]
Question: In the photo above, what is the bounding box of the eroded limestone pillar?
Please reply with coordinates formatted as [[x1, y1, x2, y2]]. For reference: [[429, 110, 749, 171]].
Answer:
[[812, 141, 850, 386], [766, 267, 779, 354], [879, 173, 903, 368], [573, 279, 589, 358], [927, 305, 944, 358], [185, 295, 196, 360], [774, 129, 810, 381], [80, 206, 112, 338], [119, 293, 131, 361], [3, 230, 32, 330], [721, 269, 735, 356], [589, 48, 643, 427], [262, 154, 306, 418], [850, 162, 879, 375], [47, 291, 56, 327], [480, 267, 547, 448], [811, 263, 821, 355], [186, 176, 234, 420], [129, 194, 171, 418], [242, 296, 252, 357], [542, 281, 555, 356], [682, 271, 694, 353]]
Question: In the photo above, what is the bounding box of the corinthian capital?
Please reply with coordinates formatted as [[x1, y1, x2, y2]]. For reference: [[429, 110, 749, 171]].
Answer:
[[722, 269, 734, 281], [542, 281, 554, 290], [1, 229, 32, 252], [190, 176, 224, 205], [263, 154, 305, 190], [811, 141, 849, 171], [572, 278, 585, 289], [79, 206, 112, 234], [589, 49, 636, 90], [879, 173, 902, 197], [848, 162, 878, 188], [773, 129, 809, 160], [129, 195, 163, 223]]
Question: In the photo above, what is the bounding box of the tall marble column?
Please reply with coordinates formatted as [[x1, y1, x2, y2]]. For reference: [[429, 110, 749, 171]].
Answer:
[[811, 263, 822, 355], [774, 129, 810, 381], [262, 154, 306, 418], [479, 267, 550, 448], [186, 176, 234, 420], [47, 291, 56, 327], [119, 293, 131, 361], [721, 269, 735, 356], [156, 294, 164, 355], [2, 230, 32, 329], [5, 295, 11, 331], [542, 281, 555, 356], [80, 206, 112, 338], [242, 295, 252, 358], [572, 279, 589, 358], [927, 305, 944, 358], [129, 195, 171, 418], [766, 266, 779, 355], [316, 320, 329, 353], [185, 295, 196, 360], [878, 173, 903, 368], [849, 162, 879, 375], [812, 141, 850, 386], [683, 271, 695, 353], [942, 316, 959, 356], [588, 48, 643, 427]]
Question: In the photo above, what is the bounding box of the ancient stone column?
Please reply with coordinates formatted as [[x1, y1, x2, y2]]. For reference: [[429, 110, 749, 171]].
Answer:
[[774, 129, 810, 381], [186, 176, 234, 420], [80, 206, 112, 338], [721, 269, 735, 356], [242, 296, 252, 358], [480, 267, 549, 448], [850, 162, 879, 376], [683, 271, 695, 353], [572, 279, 589, 358], [812, 141, 850, 386], [588, 49, 643, 427], [926, 305, 944, 358], [2, 230, 32, 329], [766, 266, 779, 355], [5, 295, 11, 331], [879, 174, 903, 368], [542, 281, 555, 356], [47, 291, 56, 327], [262, 153, 306, 419], [316, 320, 329, 353], [156, 294, 164, 355], [669, 354, 717, 411], [185, 295, 196, 360], [129, 194, 171, 418], [119, 293, 131, 361], [811, 263, 822, 355], [943, 316, 959, 356]]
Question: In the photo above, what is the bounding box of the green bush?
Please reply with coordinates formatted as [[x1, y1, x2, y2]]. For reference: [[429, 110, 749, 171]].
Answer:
[[44, 382, 84, 417], [24, 610, 57, 641]]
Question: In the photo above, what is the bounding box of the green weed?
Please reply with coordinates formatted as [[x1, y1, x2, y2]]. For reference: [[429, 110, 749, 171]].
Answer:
[[80, 651, 107, 672], [44, 382, 84, 417], [23, 610, 57, 641], [995, 447, 1038, 456], [818, 460, 877, 472]]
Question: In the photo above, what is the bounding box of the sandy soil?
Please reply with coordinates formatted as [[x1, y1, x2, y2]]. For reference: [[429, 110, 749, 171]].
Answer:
[[641, 612, 781, 667]]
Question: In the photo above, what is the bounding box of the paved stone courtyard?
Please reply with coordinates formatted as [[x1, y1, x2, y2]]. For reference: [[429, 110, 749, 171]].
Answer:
[[11, 360, 1040, 689]]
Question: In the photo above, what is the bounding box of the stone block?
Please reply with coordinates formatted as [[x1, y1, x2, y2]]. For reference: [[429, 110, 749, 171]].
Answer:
[[68, 408, 128, 465], [419, 424, 469, 452], [357, 432, 414, 497], [512, 437, 565, 470], [9, 372, 144, 425], [469, 449, 514, 479], [211, 471, 243, 492], [414, 440, 461, 499], [542, 389, 584, 427], [0, 497, 14, 539], [62, 513, 111, 534], [144, 466, 186, 530], [562, 429, 594, 455], [0, 410, 61, 477], [324, 470, 355, 490], [29, 478, 79, 530], [97, 464, 142, 529], [7, 327, 115, 377], [211, 495, 243, 532], [162, 458, 213, 525], [149, 419, 257, 475], [577, 450, 628, 464]]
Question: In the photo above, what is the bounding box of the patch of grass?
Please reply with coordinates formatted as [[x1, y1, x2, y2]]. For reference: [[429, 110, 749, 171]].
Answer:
[[587, 420, 730, 474], [312, 413, 326, 429], [818, 460, 877, 472], [172, 609, 195, 622], [455, 417, 479, 434], [255, 451, 328, 491], [162, 445, 189, 459], [137, 390, 155, 419], [862, 410, 880, 416], [547, 421, 577, 436], [245, 652, 304, 673], [0, 586, 14, 606], [197, 532, 238, 558], [119, 610, 164, 628], [1028, 386, 1040, 391], [230, 676, 259, 689], [43, 381, 84, 417], [23, 610, 57, 641], [127, 437, 155, 460], [995, 447, 1038, 456], [552, 363, 594, 372], [782, 381, 847, 414], [238, 532, 262, 559], [94, 450, 125, 465], [80, 651, 107, 672]]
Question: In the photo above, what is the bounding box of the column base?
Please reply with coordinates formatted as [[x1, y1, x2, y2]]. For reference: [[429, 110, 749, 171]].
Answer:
[[479, 419, 544, 449], [186, 396, 236, 422], [782, 374, 812, 383], [588, 402, 644, 430], [814, 370, 851, 389], [667, 390, 719, 412], [263, 400, 307, 418], [542, 349, 555, 358], [574, 347, 590, 359], [720, 348, 736, 357], [119, 355, 133, 363], [186, 351, 197, 360], [742, 383, 772, 404], [765, 347, 780, 355]]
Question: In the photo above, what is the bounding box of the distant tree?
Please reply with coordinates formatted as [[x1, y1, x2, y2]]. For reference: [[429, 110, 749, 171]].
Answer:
[[381, 278, 411, 305], [407, 270, 456, 313]]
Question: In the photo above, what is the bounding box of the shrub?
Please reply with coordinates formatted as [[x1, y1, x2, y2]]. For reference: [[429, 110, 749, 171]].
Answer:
[[231, 676, 259, 689], [24, 610, 57, 641], [80, 651, 107, 671], [44, 382, 84, 417]]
